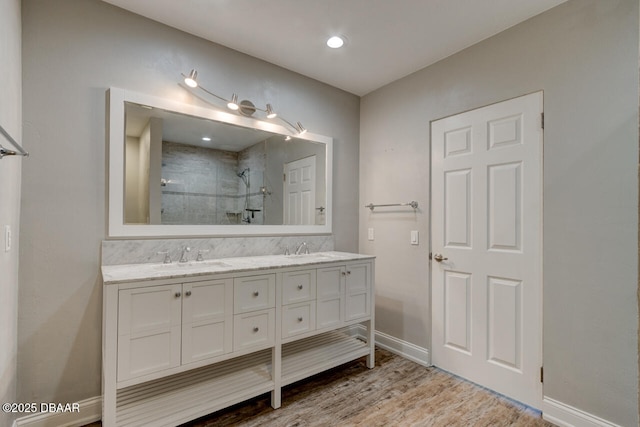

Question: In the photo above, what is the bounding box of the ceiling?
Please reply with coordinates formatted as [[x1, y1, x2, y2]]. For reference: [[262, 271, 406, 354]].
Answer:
[[103, 0, 567, 96], [126, 102, 279, 151]]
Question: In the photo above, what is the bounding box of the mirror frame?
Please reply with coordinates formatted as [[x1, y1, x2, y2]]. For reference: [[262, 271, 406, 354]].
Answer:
[[107, 87, 333, 238]]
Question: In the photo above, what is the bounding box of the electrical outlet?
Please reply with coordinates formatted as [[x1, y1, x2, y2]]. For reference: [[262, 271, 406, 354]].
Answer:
[[367, 228, 374, 241], [4, 225, 11, 252]]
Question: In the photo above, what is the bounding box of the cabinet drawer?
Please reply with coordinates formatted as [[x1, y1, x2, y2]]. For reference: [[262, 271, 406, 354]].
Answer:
[[234, 274, 276, 314], [282, 270, 316, 305], [282, 302, 316, 339], [233, 309, 275, 351]]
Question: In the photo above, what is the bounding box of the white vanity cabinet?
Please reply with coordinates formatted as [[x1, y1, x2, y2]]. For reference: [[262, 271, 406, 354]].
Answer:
[[233, 274, 276, 351], [316, 261, 372, 327], [116, 278, 233, 383], [344, 262, 372, 321], [102, 254, 375, 427], [281, 269, 317, 339]]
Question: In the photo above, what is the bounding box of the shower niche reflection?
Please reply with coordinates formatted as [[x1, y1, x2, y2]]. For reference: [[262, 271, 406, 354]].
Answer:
[[123, 101, 326, 226]]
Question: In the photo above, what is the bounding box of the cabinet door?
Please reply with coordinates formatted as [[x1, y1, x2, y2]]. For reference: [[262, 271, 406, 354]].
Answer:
[[234, 274, 276, 314], [282, 270, 316, 305], [345, 263, 371, 321], [316, 266, 344, 330], [182, 279, 233, 364], [117, 284, 182, 382]]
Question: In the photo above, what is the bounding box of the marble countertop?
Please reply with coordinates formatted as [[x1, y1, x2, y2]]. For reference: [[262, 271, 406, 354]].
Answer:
[[102, 251, 375, 285]]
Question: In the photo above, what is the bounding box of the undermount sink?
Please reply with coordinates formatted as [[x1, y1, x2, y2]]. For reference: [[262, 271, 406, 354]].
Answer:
[[287, 253, 335, 259], [154, 260, 231, 269]]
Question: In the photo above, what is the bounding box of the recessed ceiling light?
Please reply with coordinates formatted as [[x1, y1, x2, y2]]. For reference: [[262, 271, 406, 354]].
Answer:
[[327, 36, 345, 49], [202, 137, 211, 141]]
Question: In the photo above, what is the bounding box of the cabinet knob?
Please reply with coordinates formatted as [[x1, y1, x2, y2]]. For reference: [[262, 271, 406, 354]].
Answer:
[[347, 271, 351, 275], [341, 271, 346, 276], [253, 326, 259, 333], [174, 292, 181, 298], [253, 291, 260, 297], [185, 290, 192, 297], [297, 317, 303, 322], [297, 284, 303, 290]]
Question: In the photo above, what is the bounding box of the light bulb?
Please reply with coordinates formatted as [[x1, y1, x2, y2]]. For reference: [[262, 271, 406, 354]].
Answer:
[[184, 69, 198, 88], [327, 36, 345, 49]]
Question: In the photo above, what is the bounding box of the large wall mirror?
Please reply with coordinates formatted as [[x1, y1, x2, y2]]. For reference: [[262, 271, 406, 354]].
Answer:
[[107, 88, 332, 237]]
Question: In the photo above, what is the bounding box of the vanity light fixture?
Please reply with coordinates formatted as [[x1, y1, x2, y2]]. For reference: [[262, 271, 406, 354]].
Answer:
[[227, 93, 239, 110], [265, 103, 277, 119], [180, 69, 308, 136], [184, 69, 198, 88], [202, 137, 211, 141], [296, 122, 307, 135]]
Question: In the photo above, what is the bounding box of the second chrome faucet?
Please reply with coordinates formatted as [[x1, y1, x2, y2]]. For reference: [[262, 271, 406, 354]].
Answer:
[[295, 242, 310, 255]]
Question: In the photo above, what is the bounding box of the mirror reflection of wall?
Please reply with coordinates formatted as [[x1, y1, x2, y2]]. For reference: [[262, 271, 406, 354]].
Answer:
[[264, 136, 326, 226], [124, 117, 161, 224]]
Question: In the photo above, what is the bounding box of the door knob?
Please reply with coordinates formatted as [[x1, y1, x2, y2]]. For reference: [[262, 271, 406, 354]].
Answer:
[[433, 253, 448, 262]]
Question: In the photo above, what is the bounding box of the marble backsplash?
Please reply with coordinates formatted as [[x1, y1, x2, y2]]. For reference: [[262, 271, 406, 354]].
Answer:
[[101, 235, 334, 266]]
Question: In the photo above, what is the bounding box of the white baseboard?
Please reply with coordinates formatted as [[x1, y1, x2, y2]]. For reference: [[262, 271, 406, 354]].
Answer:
[[543, 397, 624, 427], [374, 330, 430, 367], [14, 396, 101, 427]]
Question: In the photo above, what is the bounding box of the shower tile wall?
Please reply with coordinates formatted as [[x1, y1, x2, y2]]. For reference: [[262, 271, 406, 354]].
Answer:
[[161, 142, 245, 225]]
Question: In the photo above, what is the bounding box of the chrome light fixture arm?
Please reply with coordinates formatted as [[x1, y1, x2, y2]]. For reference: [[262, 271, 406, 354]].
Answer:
[[180, 69, 307, 136]]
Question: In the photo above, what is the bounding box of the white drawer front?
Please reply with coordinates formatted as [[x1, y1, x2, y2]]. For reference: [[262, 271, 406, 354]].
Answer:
[[282, 270, 316, 305], [233, 309, 275, 351], [234, 274, 276, 314], [282, 302, 316, 338]]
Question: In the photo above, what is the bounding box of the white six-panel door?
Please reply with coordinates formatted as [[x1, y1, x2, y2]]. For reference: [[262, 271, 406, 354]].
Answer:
[[431, 92, 543, 408], [284, 155, 316, 225]]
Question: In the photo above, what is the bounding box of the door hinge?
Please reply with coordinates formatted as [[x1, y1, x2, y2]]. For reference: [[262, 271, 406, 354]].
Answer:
[[540, 366, 544, 383], [283, 173, 286, 182], [428, 252, 432, 260], [541, 112, 544, 129]]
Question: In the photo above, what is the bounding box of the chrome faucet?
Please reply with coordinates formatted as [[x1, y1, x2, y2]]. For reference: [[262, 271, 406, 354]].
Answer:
[[180, 246, 191, 263], [295, 242, 310, 255], [196, 249, 210, 262], [157, 251, 171, 264]]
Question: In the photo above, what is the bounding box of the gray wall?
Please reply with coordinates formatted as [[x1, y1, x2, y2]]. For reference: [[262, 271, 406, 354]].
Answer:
[[0, 1, 21, 426], [360, 0, 638, 425], [20, 0, 359, 406]]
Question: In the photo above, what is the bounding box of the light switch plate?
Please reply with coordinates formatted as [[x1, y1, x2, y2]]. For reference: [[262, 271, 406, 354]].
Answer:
[[410, 230, 419, 245], [367, 227, 374, 241], [4, 225, 11, 252]]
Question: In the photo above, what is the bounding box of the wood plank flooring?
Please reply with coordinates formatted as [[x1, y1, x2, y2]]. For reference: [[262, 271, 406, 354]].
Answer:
[[87, 348, 554, 426]]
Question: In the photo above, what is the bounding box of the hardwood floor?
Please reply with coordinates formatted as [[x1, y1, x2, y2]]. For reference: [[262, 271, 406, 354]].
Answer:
[[86, 348, 554, 426]]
